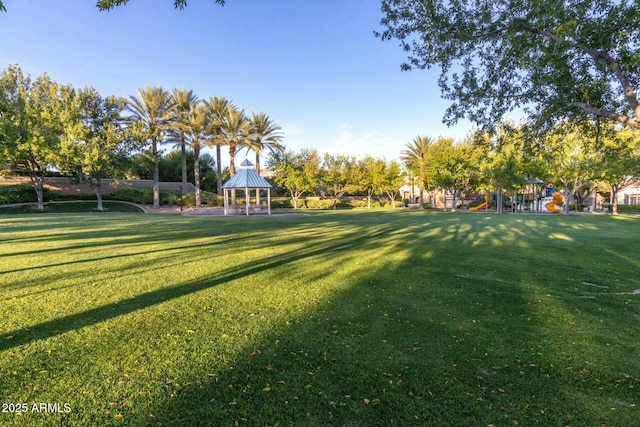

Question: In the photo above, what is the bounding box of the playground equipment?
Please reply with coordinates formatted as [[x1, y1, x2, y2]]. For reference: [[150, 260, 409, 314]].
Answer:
[[469, 201, 488, 211], [469, 194, 492, 211], [544, 192, 563, 213]]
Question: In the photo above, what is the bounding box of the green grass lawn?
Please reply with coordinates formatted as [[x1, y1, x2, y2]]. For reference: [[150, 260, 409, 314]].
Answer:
[[0, 201, 145, 214], [0, 210, 638, 426]]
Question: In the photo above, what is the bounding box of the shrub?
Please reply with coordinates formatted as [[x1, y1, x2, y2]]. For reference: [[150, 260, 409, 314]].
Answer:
[[50, 193, 99, 201], [175, 191, 221, 208], [617, 204, 640, 214], [305, 199, 335, 209], [271, 198, 293, 209], [107, 187, 179, 205], [0, 184, 51, 205], [344, 199, 384, 208]]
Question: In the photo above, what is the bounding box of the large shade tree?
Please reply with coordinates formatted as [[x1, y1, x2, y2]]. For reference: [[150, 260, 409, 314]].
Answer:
[[60, 87, 128, 211], [537, 121, 599, 214], [96, 0, 225, 10], [595, 124, 640, 214], [0, 65, 69, 210], [378, 0, 640, 131], [272, 148, 322, 209]]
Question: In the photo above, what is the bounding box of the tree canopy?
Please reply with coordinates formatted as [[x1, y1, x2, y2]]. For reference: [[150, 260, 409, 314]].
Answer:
[[378, 0, 640, 131], [96, 0, 225, 11]]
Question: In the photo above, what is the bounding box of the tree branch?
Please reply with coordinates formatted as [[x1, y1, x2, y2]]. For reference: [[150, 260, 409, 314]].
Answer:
[[568, 102, 640, 129], [517, 23, 639, 120]]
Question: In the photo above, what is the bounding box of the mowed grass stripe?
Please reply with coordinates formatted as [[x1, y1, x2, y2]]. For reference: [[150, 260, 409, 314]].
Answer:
[[0, 211, 638, 426]]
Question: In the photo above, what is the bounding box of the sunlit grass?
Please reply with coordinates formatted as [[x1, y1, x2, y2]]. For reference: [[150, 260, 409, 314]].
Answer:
[[0, 201, 144, 214], [0, 211, 638, 426]]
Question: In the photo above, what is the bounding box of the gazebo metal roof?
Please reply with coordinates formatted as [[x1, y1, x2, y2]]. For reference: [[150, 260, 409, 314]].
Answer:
[[221, 160, 272, 189], [221, 160, 272, 215]]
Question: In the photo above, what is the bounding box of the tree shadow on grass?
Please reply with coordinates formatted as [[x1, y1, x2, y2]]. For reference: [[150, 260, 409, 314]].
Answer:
[[2, 212, 637, 426], [143, 214, 638, 426], [0, 219, 398, 353]]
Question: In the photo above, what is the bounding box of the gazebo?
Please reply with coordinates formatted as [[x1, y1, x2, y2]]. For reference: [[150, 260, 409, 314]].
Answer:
[[221, 159, 272, 216]]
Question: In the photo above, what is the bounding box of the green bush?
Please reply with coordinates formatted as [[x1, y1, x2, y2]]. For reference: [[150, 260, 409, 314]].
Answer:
[[271, 198, 293, 209], [107, 187, 179, 205], [617, 204, 640, 214], [50, 193, 99, 201], [305, 199, 335, 209], [0, 184, 51, 205], [343, 199, 384, 208], [175, 191, 221, 208]]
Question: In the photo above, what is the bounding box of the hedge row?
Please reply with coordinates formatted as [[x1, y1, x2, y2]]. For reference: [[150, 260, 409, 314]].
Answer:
[[271, 198, 399, 209], [0, 184, 52, 205], [617, 204, 640, 214]]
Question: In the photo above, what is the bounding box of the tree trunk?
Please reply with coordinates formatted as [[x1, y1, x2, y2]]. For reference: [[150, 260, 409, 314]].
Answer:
[[181, 135, 188, 193], [229, 146, 236, 205], [34, 180, 45, 211], [152, 141, 160, 209], [291, 188, 305, 209], [95, 177, 104, 211], [451, 188, 457, 212], [28, 167, 46, 211], [194, 147, 201, 207], [563, 187, 571, 215], [216, 144, 222, 196], [611, 185, 619, 215]]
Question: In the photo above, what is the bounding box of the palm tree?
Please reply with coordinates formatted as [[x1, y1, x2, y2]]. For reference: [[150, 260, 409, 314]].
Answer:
[[205, 96, 234, 195], [185, 101, 211, 207], [401, 136, 433, 210], [169, 88, 198, 194], [220, 106, 251, 205], [244, 112, 285, 174], [221, 106, 251, 177], [127, 86, 174, 208]]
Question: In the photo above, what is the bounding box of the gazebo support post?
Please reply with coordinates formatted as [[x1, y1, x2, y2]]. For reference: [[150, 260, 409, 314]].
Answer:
[[223, 188, 229, 215], [267, 189, 271, 215], [245, 187, 249, 216]]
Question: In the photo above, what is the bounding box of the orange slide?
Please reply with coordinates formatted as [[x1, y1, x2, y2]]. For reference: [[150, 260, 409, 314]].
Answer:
[[469, 202, 488, 211], [545, 192, 563, 213]]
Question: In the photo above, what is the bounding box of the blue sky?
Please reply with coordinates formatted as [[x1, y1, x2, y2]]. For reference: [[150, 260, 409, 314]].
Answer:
[[0, 0, 475, 163]]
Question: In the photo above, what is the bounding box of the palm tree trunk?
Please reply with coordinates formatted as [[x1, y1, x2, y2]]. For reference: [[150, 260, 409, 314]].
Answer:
[[229, 145, 236, 205], [216, 144, 222, 195], [194, 147, 201, 207], [152, 141, 160, 209], [181, 134, 188, 191], [255, 152, 262, 205]]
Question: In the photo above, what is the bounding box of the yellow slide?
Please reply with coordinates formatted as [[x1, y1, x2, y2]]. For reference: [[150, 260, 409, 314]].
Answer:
[[545, 192, 563, 213], [470, 202, 488, 211]]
